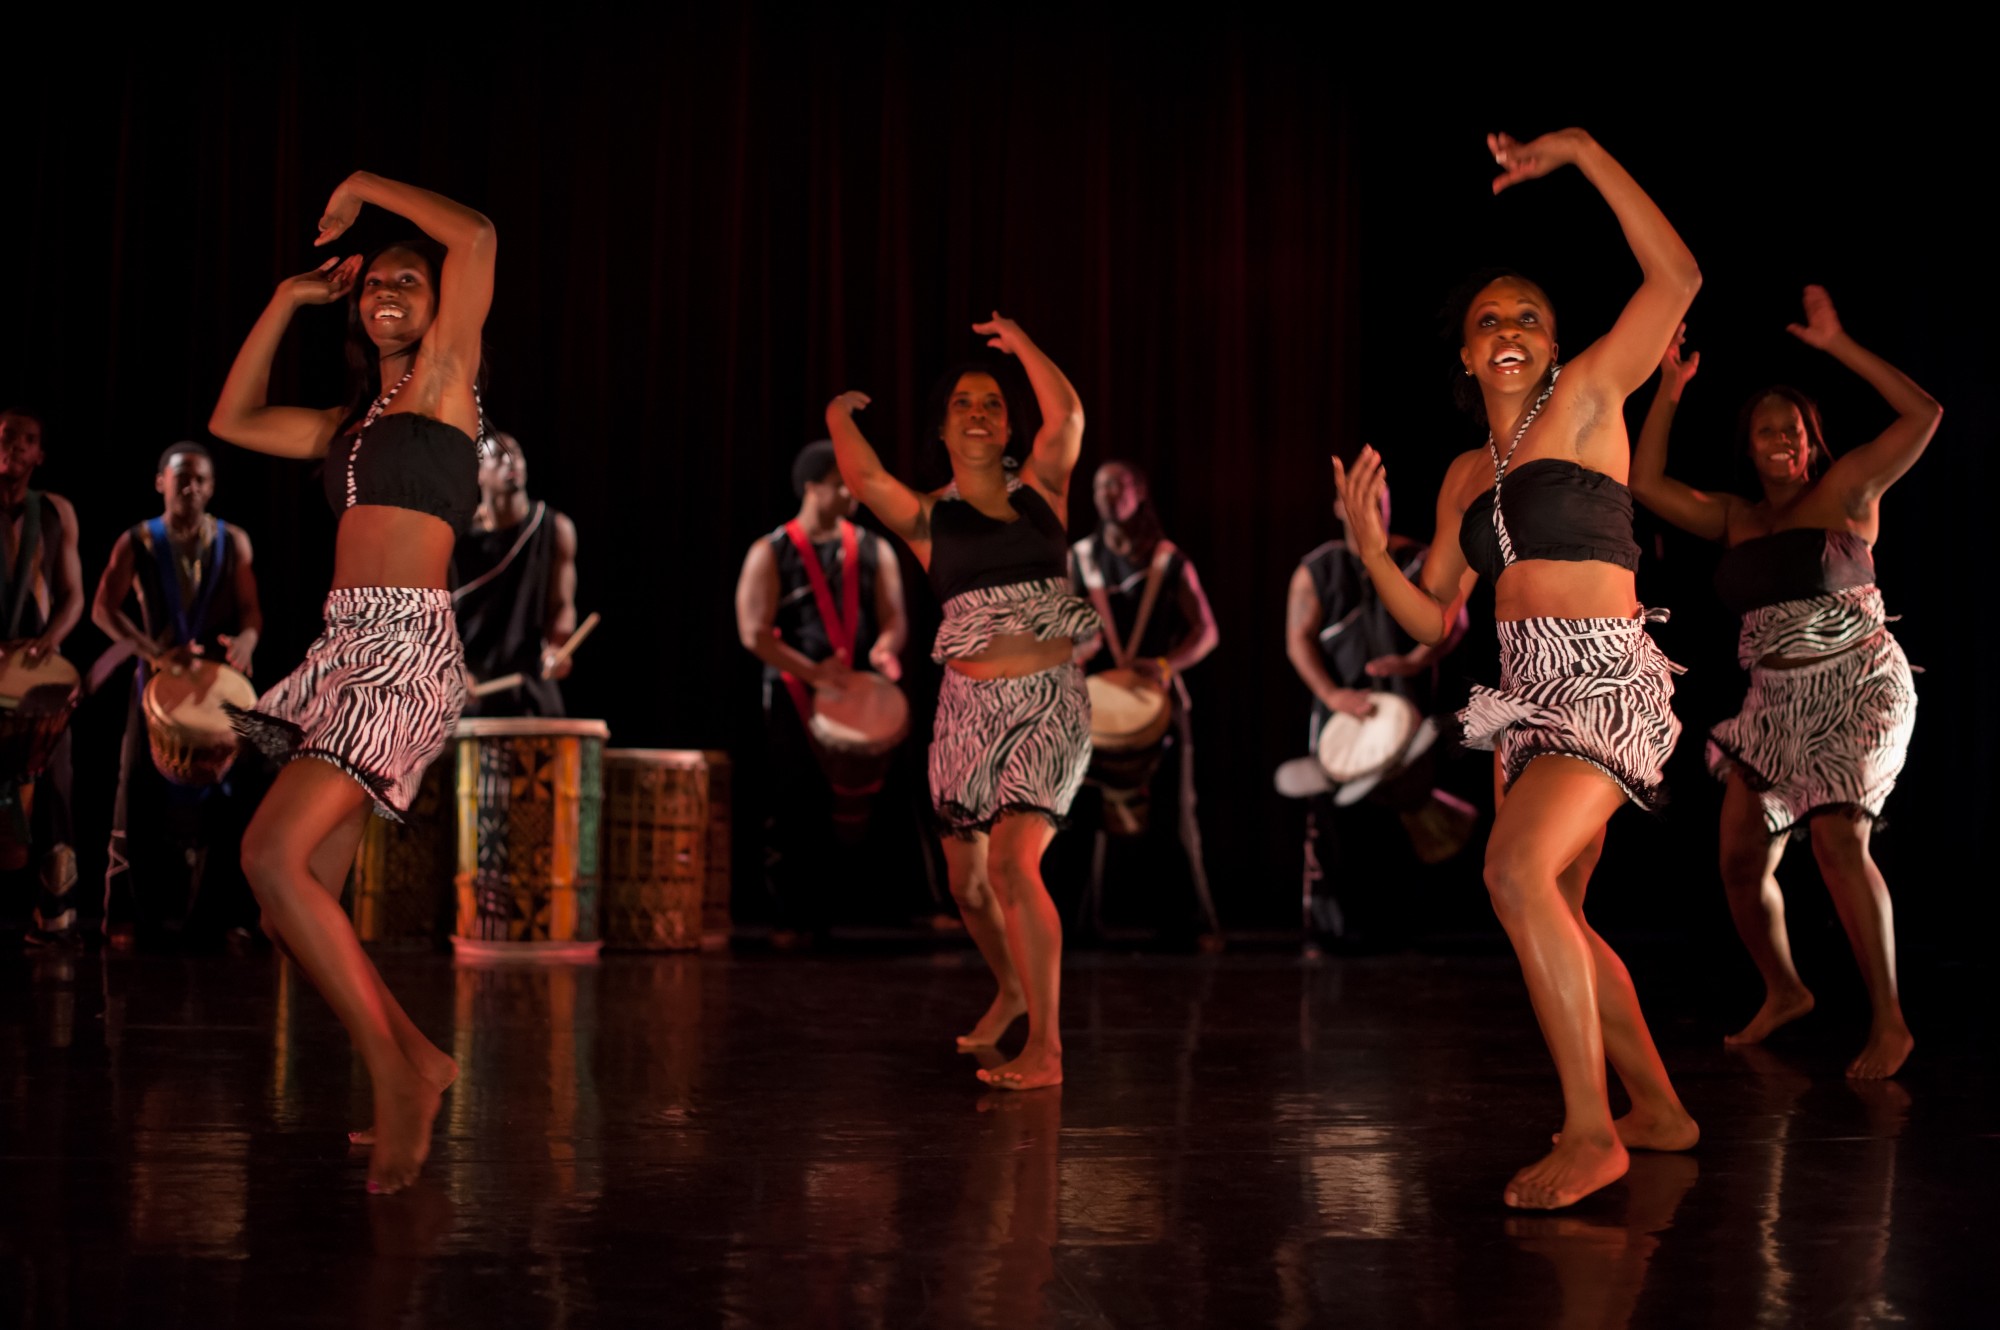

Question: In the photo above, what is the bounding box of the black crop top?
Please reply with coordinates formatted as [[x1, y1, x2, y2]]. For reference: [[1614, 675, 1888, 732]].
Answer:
[[324, 413, 480, 536], [1713, 527, 1875, 617], [926, 482, 1070, 602], [1460, 459, 1642, 586]]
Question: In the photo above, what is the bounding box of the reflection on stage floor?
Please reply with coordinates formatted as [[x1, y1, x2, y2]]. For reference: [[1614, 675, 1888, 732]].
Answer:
[[3, 946, 1991, 1328]]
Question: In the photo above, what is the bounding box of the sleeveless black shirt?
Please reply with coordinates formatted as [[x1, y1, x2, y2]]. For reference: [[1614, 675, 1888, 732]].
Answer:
[[927, 484, 1069, 603], [1301, 537, 1437, 714], [1068, 533, 1191, 669], [766, 521, 885, 686], [127, 517, 245, 658], [455, 503, 568, 717]]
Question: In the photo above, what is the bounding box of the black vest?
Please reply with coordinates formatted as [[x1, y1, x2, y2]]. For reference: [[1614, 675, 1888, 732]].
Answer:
[[1069, 532, 1191, 670], [128, 516, 245, 655], [1301, 538, 1435, 713], [454, 502, 567, 717], [766, 521, 885, 685]]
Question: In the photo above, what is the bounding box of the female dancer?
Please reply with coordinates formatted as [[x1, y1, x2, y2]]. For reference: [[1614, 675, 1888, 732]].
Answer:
[[209, 172, 493, 1191], [1630, 291, 1936, 1079], [827, 314, 1095, 1091], [1334, 130, 1701, 1209]]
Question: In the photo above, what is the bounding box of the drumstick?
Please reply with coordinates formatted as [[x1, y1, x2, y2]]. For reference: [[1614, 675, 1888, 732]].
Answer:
[[471, 672, 526, 698], [539, 611, 601, 677]]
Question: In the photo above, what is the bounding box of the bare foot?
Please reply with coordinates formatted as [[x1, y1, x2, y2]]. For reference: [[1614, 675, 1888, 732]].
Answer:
[[1553, 1104, 1699, 1152], [975, 1041, 1063, 1092], [351, 1041, 458, 1147], [955, 989, 1027, 1050], [1846, 1020, 1913, 1080], [1505, 1132, 1628, 1210], [366, 1065, 441, 1195], [1723, 987, 1815, 1045], [1611, 1103, 1699, 1153]]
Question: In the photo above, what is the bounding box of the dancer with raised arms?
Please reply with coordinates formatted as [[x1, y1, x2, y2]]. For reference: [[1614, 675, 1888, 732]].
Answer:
[[1334, 130, 1701, 1209], [209, 172, 493, 1192], [826, 314, 1095, 1090], [1630, 292, 1937, 1079]]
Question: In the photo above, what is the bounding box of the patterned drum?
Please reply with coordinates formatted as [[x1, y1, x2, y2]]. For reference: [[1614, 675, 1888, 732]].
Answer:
[[451, 718, 610, 962], [601, 750, 712, 951], [349, 755, 453, 944]]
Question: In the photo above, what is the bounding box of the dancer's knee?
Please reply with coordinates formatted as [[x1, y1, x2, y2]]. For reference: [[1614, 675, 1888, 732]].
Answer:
[[240, 818, 301, 898], [988, 855, 1038, 910], [1719, 840, 1774, 897], [1483, 843, 1556, 923], [949, 871, 994, 913]]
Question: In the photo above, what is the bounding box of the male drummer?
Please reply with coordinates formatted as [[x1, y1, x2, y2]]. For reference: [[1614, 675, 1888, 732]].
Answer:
[[1285, 478, 1465, 944], [93, 441, 263, 949], [454, 430, 580, 717], [734, 440, 907, 942], [0, 407, 86, 947], [1069, 460, 1222, 948]]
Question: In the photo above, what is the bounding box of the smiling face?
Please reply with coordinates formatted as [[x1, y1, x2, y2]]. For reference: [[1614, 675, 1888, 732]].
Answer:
[[1460, 278, 1557, 405], [939, 372, 1010, 465], [358, 246, 437, 353], [156, 450, 215, 522], [1093, 463, 1144, 525], [1747, 395, 1814, 486]]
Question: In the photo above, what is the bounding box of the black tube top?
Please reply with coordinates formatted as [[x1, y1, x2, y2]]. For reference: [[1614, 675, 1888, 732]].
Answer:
[[927, 482, 1070, 602], [1459, 459, 1641, 586], [324, 413, 480, 535], [1714, 527, 1875, 616]]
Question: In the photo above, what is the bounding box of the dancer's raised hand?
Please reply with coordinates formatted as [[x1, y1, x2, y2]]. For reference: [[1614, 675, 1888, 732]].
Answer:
[[1660, 323, 1701, 402], [1330, 447, 1390, 562], [1786, 285, 1844, 350], [316, 175, 365, 246], [1487, 129, 1588, 195], [280, 255, 362, 307], [826, 390, 872, 421], [972, 311, 1029, 356]]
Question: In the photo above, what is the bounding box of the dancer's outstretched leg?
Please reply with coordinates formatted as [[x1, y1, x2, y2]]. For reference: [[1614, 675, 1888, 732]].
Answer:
[[311, 806, 457, 1148], [243, 759, 439, 1193], [942, 831, 1028, 1050], [1809, 812, 1912, 1079], [976, 813, 1062, 1091], [1484, 757, 1632, 1210], [1718, 773, 1814, 1044]]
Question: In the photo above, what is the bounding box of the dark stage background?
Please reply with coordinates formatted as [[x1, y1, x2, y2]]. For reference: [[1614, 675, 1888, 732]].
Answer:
[[5, 25, 1992, 972]]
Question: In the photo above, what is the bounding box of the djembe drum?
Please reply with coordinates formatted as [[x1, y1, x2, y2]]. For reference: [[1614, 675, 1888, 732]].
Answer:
[[1314, 694, 1474, 865], [451, 717, 610, 961], [806, 671, 908, 842], [142, 657, 256, 786], [1085, 668, 1174, 837], [600, 749, 714, 951], [0, 645, 80, 871]]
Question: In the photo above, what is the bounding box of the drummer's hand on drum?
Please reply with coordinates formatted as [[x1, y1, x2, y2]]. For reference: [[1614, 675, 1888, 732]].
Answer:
[[1324, 687, 1378, 718], [220, 630, 258, 676], [1329, 447, 1390, 562], [807, 654, 856, 693], [14, 633, 62, 667], [867, 638, 903, 683]]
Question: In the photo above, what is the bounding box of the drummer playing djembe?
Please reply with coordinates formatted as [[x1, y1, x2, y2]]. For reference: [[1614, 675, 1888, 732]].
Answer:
[[92, 441, 264, 949], [735, 440, 909, 943], [0, 407, 87, 948], [454, 430, 580, 718], [1284, 478, 1467, 944], [1069, 460, 1223, 948]]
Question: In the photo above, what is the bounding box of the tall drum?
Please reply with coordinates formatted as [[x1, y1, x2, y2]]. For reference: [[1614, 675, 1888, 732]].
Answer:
[[451, 717, 610, 962], [600, 750, 711, 951], [349, 755, 454, 944]]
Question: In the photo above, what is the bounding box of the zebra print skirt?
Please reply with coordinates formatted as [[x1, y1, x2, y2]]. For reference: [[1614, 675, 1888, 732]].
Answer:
[[227, 587, 466, 821], [1458, 612, 1683, 812], [1707, 627, 1916, 837], [930, 661, 1092, 837]]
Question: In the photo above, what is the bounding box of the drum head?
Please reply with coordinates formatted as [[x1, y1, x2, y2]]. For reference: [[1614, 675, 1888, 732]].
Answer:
[[1087, 668, 1171, 750], [809, 672, 909, 753], [1317, 692, 1420, 788], [145, 659, 257, 738], [0, 644, 80, 705]]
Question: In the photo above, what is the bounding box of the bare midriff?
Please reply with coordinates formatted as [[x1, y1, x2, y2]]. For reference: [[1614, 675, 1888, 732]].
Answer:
[[1491, 560, 1639, 624], [945, 633, 1073, 680], [330, 506, 457, 591]]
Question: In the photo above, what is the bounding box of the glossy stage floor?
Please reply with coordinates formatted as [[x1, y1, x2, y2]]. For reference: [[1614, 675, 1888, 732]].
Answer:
[[3, 943, 1992, 1328]]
